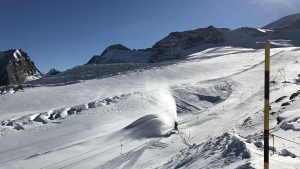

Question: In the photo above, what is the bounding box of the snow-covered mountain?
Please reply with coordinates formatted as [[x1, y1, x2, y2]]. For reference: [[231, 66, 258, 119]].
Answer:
[[1, 13, 300, 169], [1, 46, 300, 169], [46, 68, 61, 76], [262, 13, 300, 29], [88, 19, 300, 64], [150, 26, 225, 62], [87, 44, 151, 64], [0, 49, 42, 86]]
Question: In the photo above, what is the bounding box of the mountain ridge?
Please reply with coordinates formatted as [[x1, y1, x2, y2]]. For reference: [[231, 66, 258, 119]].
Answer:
[[0, 49, 42, 86]]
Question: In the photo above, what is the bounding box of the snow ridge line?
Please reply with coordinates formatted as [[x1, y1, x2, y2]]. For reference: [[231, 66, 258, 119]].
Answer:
[[0, 93, 134, 131]]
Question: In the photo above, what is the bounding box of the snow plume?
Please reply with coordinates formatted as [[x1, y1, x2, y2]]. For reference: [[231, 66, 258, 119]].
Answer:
[[151, 87, 177, 125]]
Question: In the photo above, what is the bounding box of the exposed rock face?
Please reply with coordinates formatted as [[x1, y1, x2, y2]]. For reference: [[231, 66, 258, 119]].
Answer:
[[87, 13, 300, 65], [150, 26, 225, 62], [0, 49, 42, 86]]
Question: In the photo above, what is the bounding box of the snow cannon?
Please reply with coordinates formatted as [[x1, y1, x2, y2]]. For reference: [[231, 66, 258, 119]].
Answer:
[[174, 121, 178, 130]]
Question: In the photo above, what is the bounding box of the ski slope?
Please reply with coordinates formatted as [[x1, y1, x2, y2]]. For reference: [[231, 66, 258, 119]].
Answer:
[[0, 46, 300, 169]]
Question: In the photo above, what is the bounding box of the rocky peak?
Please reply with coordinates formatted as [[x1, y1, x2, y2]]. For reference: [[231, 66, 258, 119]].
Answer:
[[0, 49, 42, 86], [100, 44, 130, 56], [150, 25, 225, 62], [46, 68, 61, 76], [87, 44, 131, 64]]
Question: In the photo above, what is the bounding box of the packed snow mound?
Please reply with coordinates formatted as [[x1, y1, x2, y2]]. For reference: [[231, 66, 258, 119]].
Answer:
[[0, 93, 129, 132], [162, 133, 251, 169], [123, 114, 164, 138], [262, 13, 300, 29]]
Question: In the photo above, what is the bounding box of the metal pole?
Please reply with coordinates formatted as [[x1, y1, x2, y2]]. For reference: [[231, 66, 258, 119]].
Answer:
[[264, 41, 270, 169]]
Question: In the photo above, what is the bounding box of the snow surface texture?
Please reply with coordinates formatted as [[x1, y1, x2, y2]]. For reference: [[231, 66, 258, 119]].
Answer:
[[0, 45, 300, 169]]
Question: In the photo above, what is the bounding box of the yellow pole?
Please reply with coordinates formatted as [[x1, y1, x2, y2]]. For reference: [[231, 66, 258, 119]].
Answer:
[[264, 41, 270, 169]]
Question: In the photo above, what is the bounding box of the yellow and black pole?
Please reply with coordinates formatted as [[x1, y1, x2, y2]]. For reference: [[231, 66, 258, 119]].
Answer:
[[264, 41, 270, 169]]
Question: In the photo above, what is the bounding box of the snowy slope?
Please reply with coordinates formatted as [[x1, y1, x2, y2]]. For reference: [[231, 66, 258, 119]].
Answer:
[[263, 13, 300, 29], [0, 46, 300, 169]]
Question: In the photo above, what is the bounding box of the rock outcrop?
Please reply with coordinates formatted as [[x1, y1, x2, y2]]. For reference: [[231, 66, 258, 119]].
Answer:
[[46, 68, 61, 76], [150, 26, 225, 62], [87, 44, 151, 64], [87, 13, 300, 65], [0, 49, 41, 86]]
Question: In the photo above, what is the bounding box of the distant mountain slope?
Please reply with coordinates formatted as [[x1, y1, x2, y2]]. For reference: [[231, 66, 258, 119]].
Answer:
[[262, 13, 300, 29], [86, 13, 300, 66], [150, 26, 225, 62], [0, 49, 42, 86], [87, 44, 151, 64]]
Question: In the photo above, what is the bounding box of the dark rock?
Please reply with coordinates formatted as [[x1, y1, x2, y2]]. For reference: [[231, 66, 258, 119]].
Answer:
[[254, 141, 263, 148], [0, 49, 42, 86], [236, 162, 255, 169], [277, 116, 284, 124], [275, 96, 287, 103], [150, 26, 225, 62], [281, 102, 290, 106], [290, 92, 300, 100], [269, 146, 276, 152], [280, 149, 296, 158]]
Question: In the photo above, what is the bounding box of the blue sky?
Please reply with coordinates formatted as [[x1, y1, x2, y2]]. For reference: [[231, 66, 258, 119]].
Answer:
[[1, 0, 300, 73]]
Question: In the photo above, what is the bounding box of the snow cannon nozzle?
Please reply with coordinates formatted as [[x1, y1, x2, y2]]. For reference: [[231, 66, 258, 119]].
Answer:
[[174, 121, 178, 131]]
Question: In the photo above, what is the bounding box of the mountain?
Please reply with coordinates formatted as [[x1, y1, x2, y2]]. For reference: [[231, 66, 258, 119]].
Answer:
[[150, 26, 225, 62], [46, 68, 61, 76], [1, 13, 300, 169], [1, 46, 300, 168], [87, 44, 151, 64], [262, 13, 300, 29], [0, 49, 42, 86], [86, 26, 269, 64], [87, 13, 300, 65]]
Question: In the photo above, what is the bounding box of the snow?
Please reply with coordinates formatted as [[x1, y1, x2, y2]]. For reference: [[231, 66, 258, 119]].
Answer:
[[257, 29, 274, 33], [12, 49, 21, 61], [0, 45, 300, 168]]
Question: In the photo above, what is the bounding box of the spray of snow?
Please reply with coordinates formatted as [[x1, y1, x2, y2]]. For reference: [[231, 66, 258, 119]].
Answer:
[[152, 87, 177, 126]]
